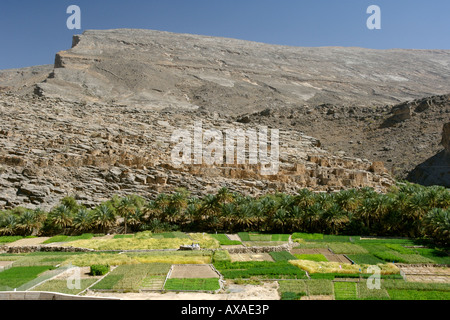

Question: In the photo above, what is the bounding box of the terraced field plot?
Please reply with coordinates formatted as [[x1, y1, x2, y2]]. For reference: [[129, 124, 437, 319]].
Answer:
[[323, 254, 352, 264], [290, 249, 331, 255], [291, 248, 352, 264], [169, 264, 219, 279], [398, 265, 450, 283], [164, 278, 220, 291], [139, 275, 166, 290], [0, 266, 55, 291], [0, 231, 448, 300], [31, 279, 97, 295], [91, 263, 171, 291], [215, 261, 308, 280], [230, 253, 274, 262], [210, 234, 242, 246], [293, 254, 328, 262], [334, 282, 358, 300]]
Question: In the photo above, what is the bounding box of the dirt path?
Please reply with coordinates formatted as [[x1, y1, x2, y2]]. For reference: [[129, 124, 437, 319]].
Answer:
[[226, 234, 242, 242], [5, 237, 50, 247]]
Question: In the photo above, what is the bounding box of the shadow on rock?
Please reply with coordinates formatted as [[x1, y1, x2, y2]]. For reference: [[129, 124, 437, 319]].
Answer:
[[406, 150, 450, 187]]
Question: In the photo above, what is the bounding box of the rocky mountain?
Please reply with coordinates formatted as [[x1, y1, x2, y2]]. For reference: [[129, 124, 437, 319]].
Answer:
[[33, 29, 450, 111], [0, 29, 449, 210], [0, 92, 394, 211], [240, 94, 450, 185]]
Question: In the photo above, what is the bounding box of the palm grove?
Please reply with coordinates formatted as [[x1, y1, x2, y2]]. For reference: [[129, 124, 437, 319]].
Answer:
[[0, 183, 449, 246]]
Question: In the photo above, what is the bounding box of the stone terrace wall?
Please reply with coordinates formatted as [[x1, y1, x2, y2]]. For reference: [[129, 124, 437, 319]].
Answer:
[[0, 291, 119, 300], [226, 243, 294, 254], [0, 245, 94, 254]]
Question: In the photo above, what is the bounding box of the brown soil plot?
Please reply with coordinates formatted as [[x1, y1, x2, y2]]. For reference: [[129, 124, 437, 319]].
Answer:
[[323, 254, 352, 265], [230, 253, 274, 262], [169, 265, 219, 279], [290, 249, 331, 255]]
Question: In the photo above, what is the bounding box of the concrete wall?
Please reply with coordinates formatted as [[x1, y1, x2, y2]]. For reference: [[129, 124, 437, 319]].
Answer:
[[0, 291, 120, 300]]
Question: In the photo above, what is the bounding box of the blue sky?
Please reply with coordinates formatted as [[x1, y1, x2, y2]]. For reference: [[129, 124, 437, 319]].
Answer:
[[0, 0, 449, 69]]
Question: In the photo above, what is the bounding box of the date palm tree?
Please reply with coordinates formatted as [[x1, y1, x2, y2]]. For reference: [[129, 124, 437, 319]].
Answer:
[[92, 204, 116, 234], [49, 205, 73, 233], [335, 189, 359, 213], [294, 189, 316, 208], [201, 194, 220, 218], [0, 214, 18, 236], [272, 208, 288, 233], [184, 197, 201, 225], [407, 191, 430, 237], [216, 187, 234, 205], [220, 202, 237, 231], [424, 208, 449, 246], [166, 192, 188, 224], [290, 205, 304, 232], [127, 207, 144, 232], [322, 203, 349, 235], [17, 210, 39, 236], [235, 203, 255, 231], [73, 208, 93, 233], [305, 203, 322, 233], [116, 196, 137, 234]]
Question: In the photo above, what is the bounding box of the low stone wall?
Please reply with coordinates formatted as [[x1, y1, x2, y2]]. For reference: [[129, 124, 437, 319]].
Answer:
[[0, 291, 119, 301], [0, 246, 94, 254], [395, 263, 450, 268], [227, 243, 293, 254]]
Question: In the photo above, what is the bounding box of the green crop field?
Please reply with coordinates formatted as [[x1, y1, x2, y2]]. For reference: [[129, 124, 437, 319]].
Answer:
[[357, 283, 390, 300], [327, 243, 368, 254], [43, 234, 94, 244], [269, 251, 297, 262], [0, 266, 54, 291], [164, 278, 220, 291], [31, 279, 97, 295], [237, 233, 289, 242], [294, 254, 328, 262], [334, 282, 358, 300], [91, 263, 171, 291], [292, 233, 324, 241], [215, 261, 307, 279], [346, 254, 384, 265], [210, 234, 242, 245], [0, 224, 448, 300], [387, 290, 450, 300]]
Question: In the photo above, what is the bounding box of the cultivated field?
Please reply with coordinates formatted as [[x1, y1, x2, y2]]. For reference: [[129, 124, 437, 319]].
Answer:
[[0, 231, 449, 300]]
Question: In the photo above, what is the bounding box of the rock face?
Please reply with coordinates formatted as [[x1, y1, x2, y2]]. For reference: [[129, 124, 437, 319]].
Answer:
[[380, 103, 412, 128], [406, 120, 450, 187], [442, 122, 450, 155], [0, 92, 394, 211], [0, 65, 53, 96], [35, 29, 450, 111]]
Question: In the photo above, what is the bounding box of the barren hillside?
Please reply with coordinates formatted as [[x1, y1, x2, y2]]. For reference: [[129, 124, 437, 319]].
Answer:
[[0, 29, 449, 210]]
